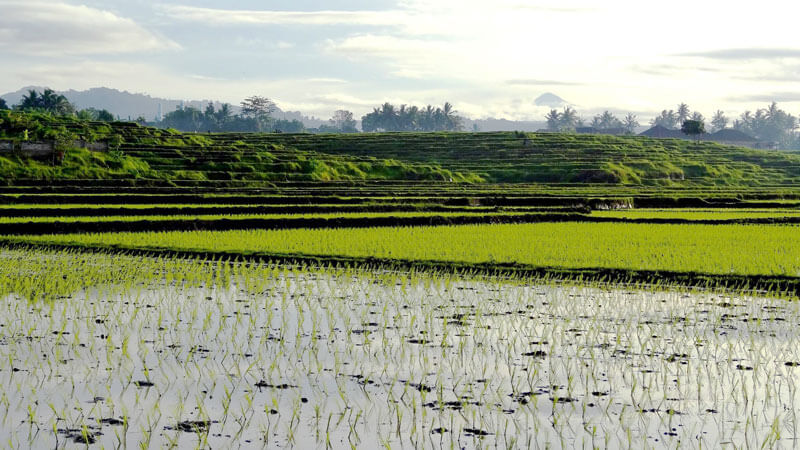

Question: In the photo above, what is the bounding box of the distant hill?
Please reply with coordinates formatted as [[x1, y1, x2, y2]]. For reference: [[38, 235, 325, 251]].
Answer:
[[0, 86, 326, 127], [534, 93, 568, 108]]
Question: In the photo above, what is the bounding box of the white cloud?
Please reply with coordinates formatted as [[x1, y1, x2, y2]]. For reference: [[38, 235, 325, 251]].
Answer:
[[0, 0, 179, 55], [233, 37, 295, 50], [5, 1, 800, 121], [161, 5, 407, 27]]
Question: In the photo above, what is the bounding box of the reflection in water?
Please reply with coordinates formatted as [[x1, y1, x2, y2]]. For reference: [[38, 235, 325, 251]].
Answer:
[[0, 250, 798, 448]]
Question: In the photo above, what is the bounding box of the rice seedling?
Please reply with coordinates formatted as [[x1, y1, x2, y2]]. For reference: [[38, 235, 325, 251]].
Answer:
[[10, 221, 800, 280], [1, 247, 800, 447]]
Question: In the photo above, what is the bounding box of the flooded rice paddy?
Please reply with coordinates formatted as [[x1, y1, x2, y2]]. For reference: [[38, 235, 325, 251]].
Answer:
[[1, 250, 800, 448]]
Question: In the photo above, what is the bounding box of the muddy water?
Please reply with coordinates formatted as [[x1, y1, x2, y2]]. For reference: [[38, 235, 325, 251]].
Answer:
[[1, 260, 799, 448]]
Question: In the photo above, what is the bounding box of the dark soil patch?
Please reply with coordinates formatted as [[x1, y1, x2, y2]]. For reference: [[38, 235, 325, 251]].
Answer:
[[463, 427, 491, 437], [255, 381, 297, 389], [175, 420, 213, 433]]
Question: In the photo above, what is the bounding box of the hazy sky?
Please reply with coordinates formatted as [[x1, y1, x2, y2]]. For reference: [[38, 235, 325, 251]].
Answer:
[[1, 0, 799, 121]]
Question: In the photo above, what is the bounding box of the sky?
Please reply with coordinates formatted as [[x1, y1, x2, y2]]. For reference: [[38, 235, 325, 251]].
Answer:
[[1, 0, 800, 122]]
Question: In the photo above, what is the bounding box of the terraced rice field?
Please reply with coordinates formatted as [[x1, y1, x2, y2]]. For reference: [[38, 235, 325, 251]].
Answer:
[[5, 113, 800, 447], [10, 222, 800, 278], [2, 249, 799, 448]]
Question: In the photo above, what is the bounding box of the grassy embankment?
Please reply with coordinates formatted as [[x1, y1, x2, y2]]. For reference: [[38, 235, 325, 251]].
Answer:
[[0, 110, 479, 185], [6, 111, 800, 196]]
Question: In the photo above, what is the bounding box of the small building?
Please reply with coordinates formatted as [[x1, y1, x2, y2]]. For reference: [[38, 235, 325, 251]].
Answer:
[[701, 129, 772, 149], [639, 126, 774, 149], [639, 125, 686, 139]]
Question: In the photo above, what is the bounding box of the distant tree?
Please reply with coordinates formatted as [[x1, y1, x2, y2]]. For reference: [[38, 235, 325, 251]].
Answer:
[[77, 108, 114, 122], [240, 95, 276, 131], [361, 102, 462, 132], [545, 109, 561, 131], [379, 103, 398, 131], [591, 111, 623, 130], [676, 103, 691, 124], [329, 110, 358, 133], [17, 88, 75, 115], [0, 98, 7, 110], [204, 102, 216, 119], [558, 107, 579, 131], [650, 110, 678, 129], [240, 95, 276, 118], [681, 119, 705, 140], [18, 89, 40, 110], [95, 109, 115, 122], [734, 102, 799, 148], [441, 102, 463, 131], [396, 105, 415, 131], [419, 105, 435, 131], [273, 119, 305, 133], [160, 106, 204, 131], [76, 109, 93, 121], [690, 111, 705, 122], [361, 107, 381, 132], [623, 113, 639, 134], [215, 103, 232, 126], [710, 110, 728, 132]]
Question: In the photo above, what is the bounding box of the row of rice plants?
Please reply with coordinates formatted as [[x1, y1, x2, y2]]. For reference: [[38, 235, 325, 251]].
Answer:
[[10, 222, 800, 277], [0, 210, 545, 224], [1, 248, 798, 447]]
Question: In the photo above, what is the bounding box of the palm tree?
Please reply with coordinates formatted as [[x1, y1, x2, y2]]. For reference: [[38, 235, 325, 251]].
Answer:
[[710, 110, 728, 132], [40, 89, 58, 109], [559, 107, 578, 131], [651, 110, 678, 129], [215, 103, 232, 125], [18, 88, 74, 115], [676, 103, 690, 125], [440, 102, 463, 131], [593, 111, 621, 130], [379, 103, 397, 131], [623, 113, 639, 134], [19, 89, 41, 109], [545, 109, 561, 131], [397, 105, 411, 131], [421, 105, 435, 131], [690, 112, 705, 123]]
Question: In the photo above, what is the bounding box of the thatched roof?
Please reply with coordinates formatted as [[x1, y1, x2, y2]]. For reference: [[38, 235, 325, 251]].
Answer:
[[707, 129, 757, 142], [639, 125, 684, 139]]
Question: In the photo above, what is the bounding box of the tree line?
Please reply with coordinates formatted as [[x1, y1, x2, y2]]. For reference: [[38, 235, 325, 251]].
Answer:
[[650, 102, 798, 148], [158, 97, 305, 133], [3, 89, 116, 122], [361, 102, 463, 132], [545, 107, 640, 134], [8, 89, 800, 147], [544, 101, 800, 148], [160, 99, 465, 133]]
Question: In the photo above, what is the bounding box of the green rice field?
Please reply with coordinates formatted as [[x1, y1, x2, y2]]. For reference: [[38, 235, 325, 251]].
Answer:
[[4, 112, 800, 447], [9, 221, 800, 277], [2, 249, 799, 448]]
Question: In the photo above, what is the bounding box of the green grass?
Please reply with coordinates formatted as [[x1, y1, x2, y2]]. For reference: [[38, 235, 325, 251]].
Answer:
[[7, 111, 800, 190], [0, 111, 482, 185], [0, 210, 542, 224], [0, 147, 152, 181], [10, 222, 800, 277], [237, 131, 800, 186], [591, 208, 800, 220]]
